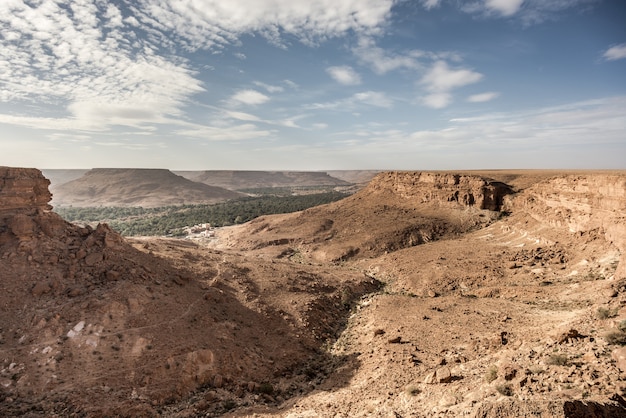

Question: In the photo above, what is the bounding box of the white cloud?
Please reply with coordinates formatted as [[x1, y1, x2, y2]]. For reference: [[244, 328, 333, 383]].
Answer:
[[354, 37, 423, 74], [353, 91, 393, 108], [310, 91, 393, 110], [0, 0, 203, 132], [603, 44, 626, 61], [421, 0, 442, 10], [230, 89, 270, 105], [418, 61, 483, 108], [463, 0, 597, 25], [130, 0, 394, 50], [0, 0, 393, 137], [254, 81, 285, 93], [326, 66, 362, 85], [234, 52, 247, 60], [421, 61, 483, 92], [422, 93, 452, 109], [485, 0, 525, 16], [467, 91, 500, 103], [225, 111, 262, 122]]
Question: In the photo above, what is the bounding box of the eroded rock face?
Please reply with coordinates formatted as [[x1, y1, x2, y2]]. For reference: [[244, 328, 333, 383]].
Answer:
[[366, 172, 514, 211], [0, 167, 52, 214], [0, 167, 56, 244], [505, 175, 626, 279]]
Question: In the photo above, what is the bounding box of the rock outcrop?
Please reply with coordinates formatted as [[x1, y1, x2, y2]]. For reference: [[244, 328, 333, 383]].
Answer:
[[505, 174, 626, 279], [0, 167, 52, 214], [366, 171, 514, 211]]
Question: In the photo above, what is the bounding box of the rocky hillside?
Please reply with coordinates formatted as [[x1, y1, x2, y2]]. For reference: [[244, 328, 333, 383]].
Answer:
[[0, 167, 379, 416], [2, 167, 626, 417], [51, 168, 243, 207], [175, 170, 350, 190], [215, 171, 514, 263], [213, 170, 626, 417]]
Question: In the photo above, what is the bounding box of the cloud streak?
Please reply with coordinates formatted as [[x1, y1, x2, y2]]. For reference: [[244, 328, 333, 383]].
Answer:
[[603, 43, 626, 61]]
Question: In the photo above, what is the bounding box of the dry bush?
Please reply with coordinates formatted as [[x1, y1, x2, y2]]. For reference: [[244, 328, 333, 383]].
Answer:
[[496, 384, 513, 396], [485, 365, 498, 383], [405, 385, 421, 396], [597, 307, 619, 320], [605, 331, 626, 346], [546, 354, 568, 366]]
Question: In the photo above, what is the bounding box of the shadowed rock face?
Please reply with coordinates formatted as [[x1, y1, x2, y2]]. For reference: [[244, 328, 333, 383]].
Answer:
[[0, 167, 52, 214]]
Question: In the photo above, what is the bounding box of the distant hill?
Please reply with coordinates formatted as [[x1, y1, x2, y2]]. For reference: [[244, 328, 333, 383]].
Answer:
[[42, 169, 89, 188], [325, 170, 382, 184], [52, 168, 243, 207], [174, 170, 351, 190]]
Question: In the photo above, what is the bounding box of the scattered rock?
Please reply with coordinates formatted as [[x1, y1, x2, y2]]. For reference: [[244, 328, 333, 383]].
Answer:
[[557, 329, 585, 344], [435, 367, 453, 384]]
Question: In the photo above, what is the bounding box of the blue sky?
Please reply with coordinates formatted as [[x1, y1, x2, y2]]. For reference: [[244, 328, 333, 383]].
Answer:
[[1, 0, 625, 170]]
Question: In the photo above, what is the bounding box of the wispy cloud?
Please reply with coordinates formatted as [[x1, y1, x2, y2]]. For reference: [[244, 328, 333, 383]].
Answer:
[[603, 43, 626, 61], [330, 96, 626, 168], [421, 0, 443, 10], [353, 37, 424, 75], [0, 0, 394, 136], [326, 66, 362, 85], [310, 91, 393, 110], [421, 61, 483, 91], [229, 90, 270, 106], [467, 91, 500, 102], [422, 93, 452, 109], [419, 61, 483, 108], [253, 81, 285, 93], [484, 0, 525, 16], [462, 0, 599, 25]]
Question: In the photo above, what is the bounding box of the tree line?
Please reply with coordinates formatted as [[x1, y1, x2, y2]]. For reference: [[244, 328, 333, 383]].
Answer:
[[55, 192, 347, 236]]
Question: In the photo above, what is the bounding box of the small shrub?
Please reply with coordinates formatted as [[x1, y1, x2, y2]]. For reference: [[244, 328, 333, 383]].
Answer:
[[222, 400, 236, 411], [405, 385, 421, 396], [258, 382, 274, 395], [605, 331, 626, 346], [546, 354, 568, 366], [485, 365, 498, 383], [496, 384, 513, 396], [597, 307, 618, 320], [618, 320, 626, 332]]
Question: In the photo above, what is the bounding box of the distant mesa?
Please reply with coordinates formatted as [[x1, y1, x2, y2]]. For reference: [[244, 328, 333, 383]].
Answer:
[[51, 168, 243, 207], [174, 170, 352, 190]]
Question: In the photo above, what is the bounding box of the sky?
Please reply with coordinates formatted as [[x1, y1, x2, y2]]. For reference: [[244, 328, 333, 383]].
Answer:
[[0, 0, 625, 171]]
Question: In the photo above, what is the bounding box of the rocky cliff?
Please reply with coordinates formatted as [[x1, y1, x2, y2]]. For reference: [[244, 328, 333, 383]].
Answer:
[[366, 171, 514, 211], [505, 174, 626, 280], [0, 167, 52, 214]]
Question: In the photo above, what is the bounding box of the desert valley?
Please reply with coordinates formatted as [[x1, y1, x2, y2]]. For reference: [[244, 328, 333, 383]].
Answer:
[[1, 167, 626, 417]]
